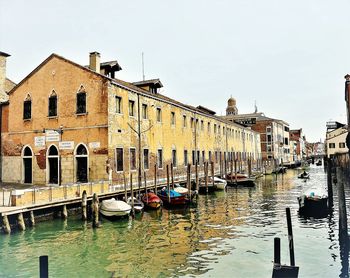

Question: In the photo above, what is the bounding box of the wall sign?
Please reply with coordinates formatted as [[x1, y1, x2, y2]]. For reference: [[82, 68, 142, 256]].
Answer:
[[34, 136, 46, 147], [59, 141, 74, 150], [89, 142, 100, 149], [46, 130, 60, 142]]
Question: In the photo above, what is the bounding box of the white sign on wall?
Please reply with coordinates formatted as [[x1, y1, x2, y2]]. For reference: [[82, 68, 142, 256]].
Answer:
[[46, 130, 60, 142], [34, 136, 46, 147], [89, 142, 100, 149], [59, 141, 74, 150]]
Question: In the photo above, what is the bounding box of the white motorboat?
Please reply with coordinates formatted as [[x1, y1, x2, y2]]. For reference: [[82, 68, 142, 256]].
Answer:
[[127, 197, 144, 213], [213, 177, 227, 190], [173, 185, 189, 195], [100, 198, 131, 217]]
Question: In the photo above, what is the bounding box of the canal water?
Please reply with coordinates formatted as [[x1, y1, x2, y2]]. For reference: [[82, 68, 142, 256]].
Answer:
[[0, 166, 349, 277]]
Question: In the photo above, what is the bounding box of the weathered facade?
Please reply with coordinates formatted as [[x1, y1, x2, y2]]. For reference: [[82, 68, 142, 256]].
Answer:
[[325, 124, 348, 158], [1, 52, 261, 186]]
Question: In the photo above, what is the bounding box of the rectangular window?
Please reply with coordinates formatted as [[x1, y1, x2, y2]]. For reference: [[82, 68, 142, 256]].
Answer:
[[143, 149, 149, 169], [284, 138, 289, 145], [184, 150, 188, 166], [76, 92, 86, 114], [192, 150, 196, 165], [191, 117, 194, 128], [116, 148, 124, 171], [284, 126, 289, 132], [142, 104, 148, 119], [183, 115, 187, 127], [202, 151, 205, 164], [201, 120, 204, 131], [329, 143, 335, 149], [339, 142, 346, 148], [267, 134, 272, 142], [197, 150, 200, 164], [172, 149, 177, 167], [48, 95, 57, 117], [157, 149, 163, 168], [115, 96, 122, 114], [23, 100, 32, 120], [267, 145, 272, 152], [223, 127, 225, 135], [156, 108, 162, 122], [171, 112, 175, 125], [208, 122, 211, 133], [214, 124, 217, 134], [129, 100, 135, 116], [130, 148, 136, 170], [208, 151, 212, 162], [266, 126, 271, 133]]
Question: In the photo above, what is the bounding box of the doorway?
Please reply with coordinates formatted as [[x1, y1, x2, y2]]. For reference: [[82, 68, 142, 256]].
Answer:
[[47, 145, 59, 184], [22, 146, 33, 184], [76, 144, 88, 183]]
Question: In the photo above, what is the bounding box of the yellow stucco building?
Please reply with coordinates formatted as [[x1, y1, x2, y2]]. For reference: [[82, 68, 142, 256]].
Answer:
[[1, 51, 261, 186]]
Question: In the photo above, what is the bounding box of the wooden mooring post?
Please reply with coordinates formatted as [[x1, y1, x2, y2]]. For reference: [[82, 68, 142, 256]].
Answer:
[[272, 207, 299, 278], [166, 165, 170, 204], [30, 211, 35, 227], [92, 193, 100, 228], [2, 215, 11, 234], [39, 255, 49, 278], [187, 163, 191, 200], [18, 213, 26, 231], [205, 162, 208, 194], [154, 163, 158, 193], [195, 162, 199, 192], [327, 158, 334, 209], [211, 161, 215, 189], [171, 163, 174, 189], [130, 173, 135, 217], [81, 191, 87, 221]]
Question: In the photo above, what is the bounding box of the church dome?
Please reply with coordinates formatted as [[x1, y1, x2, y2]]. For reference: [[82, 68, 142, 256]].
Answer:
[[228, 97, 236, 106]]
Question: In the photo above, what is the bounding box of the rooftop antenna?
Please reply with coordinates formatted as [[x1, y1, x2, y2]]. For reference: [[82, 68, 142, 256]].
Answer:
[[142, 52, 145, 81]]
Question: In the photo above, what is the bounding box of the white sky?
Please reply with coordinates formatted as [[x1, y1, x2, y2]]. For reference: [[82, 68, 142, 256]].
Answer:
[[1, 0, 349, 142]]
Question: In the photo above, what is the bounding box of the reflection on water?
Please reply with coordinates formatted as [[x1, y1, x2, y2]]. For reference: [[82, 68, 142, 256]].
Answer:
[[0, 166, 349, 277]]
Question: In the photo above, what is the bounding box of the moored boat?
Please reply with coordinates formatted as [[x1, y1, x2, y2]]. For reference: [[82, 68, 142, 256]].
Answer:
[[298, 185, 328, 216], [298, 171, 310, 179], [225, 173, 256, 187], [127, 197, 144, 213], [199, 177, 227, 192], [157, 188, 187, 206], [141, 192, 162, 210], [100, 198, 131, 217]]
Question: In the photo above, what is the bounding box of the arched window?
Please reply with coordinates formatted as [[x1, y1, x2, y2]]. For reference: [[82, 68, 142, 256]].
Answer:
[[23, 94, 32, 120], [48, 91, 58, 117], [22, 146, 33, 184], [47, 145, 59, 184], [76, 92, 86, 114], [75, 144, 88, 182]]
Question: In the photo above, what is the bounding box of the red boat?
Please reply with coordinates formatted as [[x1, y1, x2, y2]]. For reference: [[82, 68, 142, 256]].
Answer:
[[157, 188, 188, 206], [141, 192, 162, 210]]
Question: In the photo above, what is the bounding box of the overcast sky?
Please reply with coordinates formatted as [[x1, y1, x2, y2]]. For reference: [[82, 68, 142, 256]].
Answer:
[[1, 0, 349, 142]]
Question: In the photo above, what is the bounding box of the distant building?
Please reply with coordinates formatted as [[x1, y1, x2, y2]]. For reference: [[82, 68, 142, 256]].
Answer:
[[325, 123, 348, 158], [222, 98, 291, 164], [289, 129, 306, 163]]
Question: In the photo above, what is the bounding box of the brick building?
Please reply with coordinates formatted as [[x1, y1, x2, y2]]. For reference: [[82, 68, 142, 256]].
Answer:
[[0, 52, 261, 186]]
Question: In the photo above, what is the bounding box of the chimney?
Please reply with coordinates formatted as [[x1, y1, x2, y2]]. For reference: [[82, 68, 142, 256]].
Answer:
[[0, 51, 10, 102], [89, 51, 100, 74]]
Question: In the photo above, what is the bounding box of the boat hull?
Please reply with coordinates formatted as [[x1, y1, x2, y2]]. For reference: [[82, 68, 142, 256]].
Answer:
[[298, 197, 328, 216], [142, 193, 162, 210]]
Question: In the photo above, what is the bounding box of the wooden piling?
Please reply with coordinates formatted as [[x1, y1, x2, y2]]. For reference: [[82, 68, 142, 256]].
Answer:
[[274, 237, 281, 265], [144, 171, 148, 203], [286, 208, 295, 266], [30, 211, 35, 226], [154, 163, 158, 194], [327, 159, 333, 208], [230, 159, 233, 183], [39, 255, 49, 278], [195, 161, 199, 192], [130, 173, 135, 216], [205, 162, 208, 193], [171, 163, 174, 189], [81, 190, 87, 221], [337, 166, 348, 239], [234, 159, 238, 184], [62, 205, 68, 219], [92, 193, 100, 228], [187, 164, 191, 197], [166, 165, 170, 204], [2, 215, 11, 234], [211, 161, 215, 189], [17, 212, 25, 231]]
